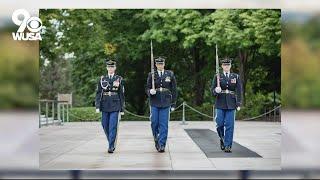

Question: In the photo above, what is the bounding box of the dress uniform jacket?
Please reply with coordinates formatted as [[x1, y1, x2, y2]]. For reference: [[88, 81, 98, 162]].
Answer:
[[211, 73, 242, 109], [146, 70, 177, 108], [95, 74, 125, 112]]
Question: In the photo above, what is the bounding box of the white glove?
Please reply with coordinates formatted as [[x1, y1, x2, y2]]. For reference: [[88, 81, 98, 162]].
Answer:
[[95, 109, 100, 113], [150, 89, 156, 95], [215, 87, 222, 93], [113, 81, 120, 87], [170, 107, 175, 112], [120, 112, 125, 116], [236, 107, 241, 111]]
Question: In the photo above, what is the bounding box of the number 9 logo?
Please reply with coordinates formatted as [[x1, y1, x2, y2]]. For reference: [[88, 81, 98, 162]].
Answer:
[[12, 9, 42, 33]]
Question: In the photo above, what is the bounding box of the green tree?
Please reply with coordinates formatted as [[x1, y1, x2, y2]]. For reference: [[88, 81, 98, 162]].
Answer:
[[204, 9, 281, 104], [39, 9, 282, 117]]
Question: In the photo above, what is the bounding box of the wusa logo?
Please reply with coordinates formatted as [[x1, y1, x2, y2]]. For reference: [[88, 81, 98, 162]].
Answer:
[[12, 9, 42, 41]]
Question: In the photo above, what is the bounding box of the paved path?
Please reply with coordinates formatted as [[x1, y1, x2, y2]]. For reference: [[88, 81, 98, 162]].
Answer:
[[40, 121, 280, 170]]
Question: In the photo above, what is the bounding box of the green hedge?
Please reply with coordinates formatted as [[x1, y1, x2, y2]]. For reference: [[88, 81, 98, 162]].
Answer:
[[69, 105, 236, 122], [69, 107, 101, 121], [68, 106, 216, 122], [68, 91, 280, 122]]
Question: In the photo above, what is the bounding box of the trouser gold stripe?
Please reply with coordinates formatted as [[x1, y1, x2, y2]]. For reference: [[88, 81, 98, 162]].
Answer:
[[114, 111, 121, 149]]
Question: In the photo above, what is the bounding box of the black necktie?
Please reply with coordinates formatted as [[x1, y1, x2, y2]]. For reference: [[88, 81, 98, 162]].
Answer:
[[226, 73, 229, 78], [160, 72, 163, 77]]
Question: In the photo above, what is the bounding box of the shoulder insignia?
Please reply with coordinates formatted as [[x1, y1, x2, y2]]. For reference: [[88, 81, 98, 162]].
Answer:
[[167, 70, 174, 76]]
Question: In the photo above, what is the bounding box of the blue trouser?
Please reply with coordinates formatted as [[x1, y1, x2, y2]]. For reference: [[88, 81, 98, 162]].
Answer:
[[215, 108, 236, 148], [101, 111, 119, 149], [150, 106, 170, 147]]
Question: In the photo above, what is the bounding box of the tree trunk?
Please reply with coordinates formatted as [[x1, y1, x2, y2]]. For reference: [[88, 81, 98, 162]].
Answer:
[[135, 57, 148, 115], [193, 46, 206, 106], [238, 50, 247, 106]]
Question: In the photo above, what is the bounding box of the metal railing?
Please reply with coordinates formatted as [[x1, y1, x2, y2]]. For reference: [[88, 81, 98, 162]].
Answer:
[[179, 102, 280, 124], [123, 101, 281, 125], [39, 100, 70, 128]]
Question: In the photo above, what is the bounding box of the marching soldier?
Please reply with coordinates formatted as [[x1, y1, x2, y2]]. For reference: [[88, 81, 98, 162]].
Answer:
[[95, 59, 125, 153], [211, 58, 242, 153], [146, 56, 177, 153]]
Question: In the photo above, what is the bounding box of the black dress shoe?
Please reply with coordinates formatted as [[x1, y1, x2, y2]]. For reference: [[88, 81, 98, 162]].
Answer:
[[108, 148, 115, 153], [159, 146, 165, 153], [220, 138, 225, 151], [224, 147, 232, 153], [155, 140, 159, 151]]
